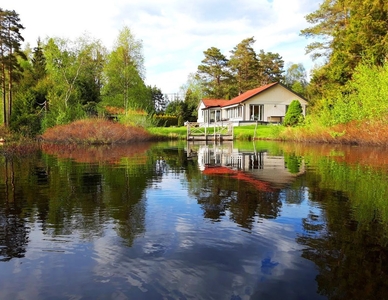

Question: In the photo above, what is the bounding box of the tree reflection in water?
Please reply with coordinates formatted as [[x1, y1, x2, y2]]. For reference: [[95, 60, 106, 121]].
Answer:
[[291, 144, 388, 300], [1, 141, 388, 299]]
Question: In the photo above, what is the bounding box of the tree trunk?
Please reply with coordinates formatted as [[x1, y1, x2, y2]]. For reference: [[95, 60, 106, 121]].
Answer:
[[8, 64, 11, 126], [1, 50, 6, 126]]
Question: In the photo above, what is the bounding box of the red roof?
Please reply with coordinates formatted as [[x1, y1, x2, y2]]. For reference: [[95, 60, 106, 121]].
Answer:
[[202, 99, 230, 108], [203, 166, 274, 192], [201, 82, 278, 109]]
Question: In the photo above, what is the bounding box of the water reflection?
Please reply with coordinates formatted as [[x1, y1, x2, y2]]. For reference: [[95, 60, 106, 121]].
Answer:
[[1, 141, 388, 299], [187, 142, 307, 227], [191, 141, 305, 187]]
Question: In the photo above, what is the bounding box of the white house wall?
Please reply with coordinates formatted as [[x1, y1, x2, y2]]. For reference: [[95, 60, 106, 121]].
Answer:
[[197, 102, 206, 123], [242, 85, 307, 122], [197, 84, 308, 124]]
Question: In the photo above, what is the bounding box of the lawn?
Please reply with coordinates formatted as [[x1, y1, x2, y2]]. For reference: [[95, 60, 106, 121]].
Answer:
[[147, 126, 188, 139], [147, 124, 284, 140], [234, 124, 283, 140]]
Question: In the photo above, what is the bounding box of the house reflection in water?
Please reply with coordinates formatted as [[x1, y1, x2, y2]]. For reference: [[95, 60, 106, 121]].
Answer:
[[187, 141, 305, 189]]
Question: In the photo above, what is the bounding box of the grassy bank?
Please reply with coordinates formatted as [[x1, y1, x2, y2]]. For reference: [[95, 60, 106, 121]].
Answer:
[[148, 120, 388, 147], [147, 126, 187, 139], [147, 124, 282, 140], [3, 117, 388, 150], [279, 120, 388, 146]]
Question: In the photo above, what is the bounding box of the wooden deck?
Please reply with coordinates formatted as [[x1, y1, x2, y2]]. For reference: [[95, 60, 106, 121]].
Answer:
[[186, 122, 234, 141]]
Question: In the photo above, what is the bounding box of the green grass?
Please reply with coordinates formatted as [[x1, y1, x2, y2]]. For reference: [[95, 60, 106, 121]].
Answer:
[[147, 124, 285, 140], [233, 124, 285, 140], [147, 126, 188, 139]]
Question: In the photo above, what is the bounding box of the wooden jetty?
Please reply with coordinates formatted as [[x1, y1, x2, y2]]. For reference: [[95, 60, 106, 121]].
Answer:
[[186, 122, 234, 141]]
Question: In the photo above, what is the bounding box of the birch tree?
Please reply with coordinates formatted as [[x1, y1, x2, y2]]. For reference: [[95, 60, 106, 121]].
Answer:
[[102, 26, 150, 112], [43, 35, 106, 126]]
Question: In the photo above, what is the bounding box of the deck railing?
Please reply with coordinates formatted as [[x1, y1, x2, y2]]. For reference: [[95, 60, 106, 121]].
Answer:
[[186, 122, 233, 139]]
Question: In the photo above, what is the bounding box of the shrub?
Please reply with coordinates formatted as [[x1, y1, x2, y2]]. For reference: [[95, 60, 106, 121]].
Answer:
[[152, 115, 178, 127], [284, 100, 304, 126], [41, 119, 154, 144], [117, 109, 158, 128], [178, 114, 184, 126]]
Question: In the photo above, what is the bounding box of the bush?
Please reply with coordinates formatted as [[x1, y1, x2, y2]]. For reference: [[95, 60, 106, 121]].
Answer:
[[117, 109, 158, 128], [284, 100, 304, 126], [178, 114, 184, 126], [153, 115, 178, 127], [41, 119, 154, 144], [314, 61, 388, 127]]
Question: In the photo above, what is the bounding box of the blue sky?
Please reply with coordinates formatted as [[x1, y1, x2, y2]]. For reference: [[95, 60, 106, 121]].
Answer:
[[3, 0, 322, 93]]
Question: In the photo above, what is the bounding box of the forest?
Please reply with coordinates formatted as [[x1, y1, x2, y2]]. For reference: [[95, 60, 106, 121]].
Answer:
[[1, 0, 388, 138]]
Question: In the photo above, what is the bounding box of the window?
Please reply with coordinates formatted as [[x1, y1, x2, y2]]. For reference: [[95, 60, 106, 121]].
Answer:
[[250, 105, 264, 121], [226, 106, 242, 119]]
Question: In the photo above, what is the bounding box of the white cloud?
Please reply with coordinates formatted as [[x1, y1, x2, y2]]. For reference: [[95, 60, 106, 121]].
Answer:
[[2, 0, 321, 92]]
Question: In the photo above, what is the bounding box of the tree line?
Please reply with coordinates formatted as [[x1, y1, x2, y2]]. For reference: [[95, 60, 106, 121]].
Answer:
[[0, 8, 171, 135], [301, 0, 388, 126], [2, 0, 387, 135], [165, 39, 308, 125], [0, 7, 310, 133]]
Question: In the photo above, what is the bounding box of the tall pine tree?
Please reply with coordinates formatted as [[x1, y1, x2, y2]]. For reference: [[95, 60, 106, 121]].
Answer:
[[196, 47, 231, 99], [229, 37, 260, 95], [0, 8, 25, 126]]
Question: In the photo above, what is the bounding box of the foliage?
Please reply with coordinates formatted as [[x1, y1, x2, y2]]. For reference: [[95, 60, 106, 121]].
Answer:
[[284, 63, 307, 96], [301, 0, 388, 99], [0, 8, 25, 127], [257, 50, 285, 85], [117, 109, 158, 128], [229, 37, 259, 95], [10, 40, 48, 135], [195, 38, 285, 100], [177, 114, 184, 126], [152, 114, 178, 127], [284, 153, 302, 173], [149, 85, 167, 114], [101, 27, 151, 112], [41, 118, 153, 144], [196, 47, 231, 99], [283, 100, 304, 127], [314, 61, 388, 127], [41, 35, 107, 130], [179, 72, 204, 106]]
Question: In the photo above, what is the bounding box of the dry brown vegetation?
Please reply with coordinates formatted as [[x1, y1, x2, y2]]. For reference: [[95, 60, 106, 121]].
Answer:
[[0, 126, 41, 157], [279, 120, 388, 147], [41, 119, 155, 144], [0, 140, 40, 157], [280, 141, 388, 170]]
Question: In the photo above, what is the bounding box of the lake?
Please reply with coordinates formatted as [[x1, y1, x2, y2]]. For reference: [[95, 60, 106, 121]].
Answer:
[[0, 140, 387, 300]]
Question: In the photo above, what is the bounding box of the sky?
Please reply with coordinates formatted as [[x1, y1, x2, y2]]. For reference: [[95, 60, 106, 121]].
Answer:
[[2, 0, 322, 94]]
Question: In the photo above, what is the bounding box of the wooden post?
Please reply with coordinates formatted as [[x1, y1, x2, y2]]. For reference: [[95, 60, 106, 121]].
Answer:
[[254, 121, 258, 140]]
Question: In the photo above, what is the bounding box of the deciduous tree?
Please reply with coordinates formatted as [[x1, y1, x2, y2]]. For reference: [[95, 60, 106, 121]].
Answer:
[[301, 0, 388, 97], [102, 26, 150, 112], [284, 63, 308, 96]]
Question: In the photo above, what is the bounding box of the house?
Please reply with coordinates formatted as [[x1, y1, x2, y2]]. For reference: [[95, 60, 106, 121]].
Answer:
[[197, 82, 308, 125]]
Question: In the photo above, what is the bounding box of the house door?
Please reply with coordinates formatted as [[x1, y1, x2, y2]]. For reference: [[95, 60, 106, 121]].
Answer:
[[250, 105, 264, 121]]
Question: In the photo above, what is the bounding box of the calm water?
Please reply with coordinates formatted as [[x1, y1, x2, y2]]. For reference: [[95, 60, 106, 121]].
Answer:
[[1, 141, 388, 300]]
